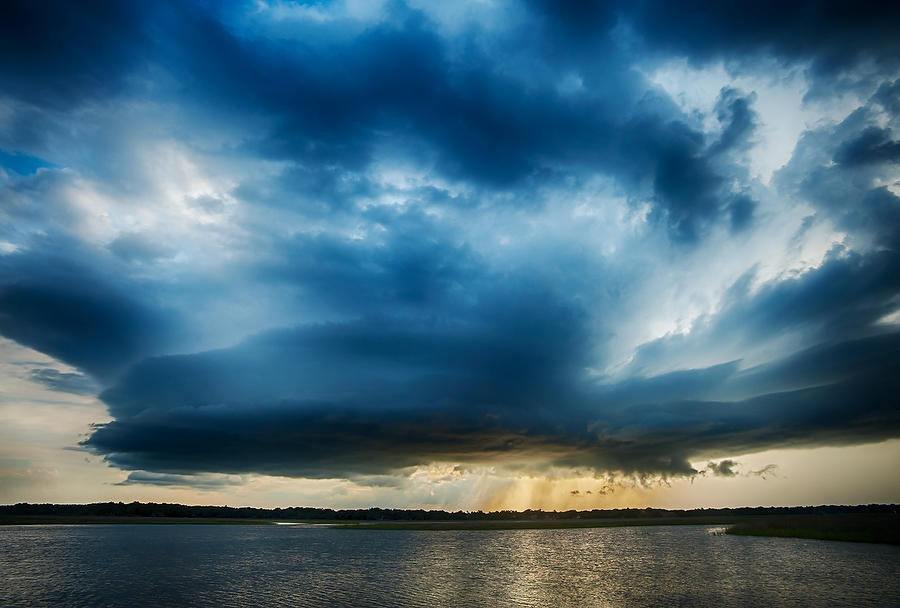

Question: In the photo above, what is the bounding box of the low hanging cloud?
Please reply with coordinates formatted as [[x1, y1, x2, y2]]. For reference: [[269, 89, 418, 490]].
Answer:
[[748, 464, 779, 479], [28, 368, 98, 396], [705, 461, 778, 479], [82, 312, 900, 479], [115, 471, 246, 490], [707, 460, 740, 478]]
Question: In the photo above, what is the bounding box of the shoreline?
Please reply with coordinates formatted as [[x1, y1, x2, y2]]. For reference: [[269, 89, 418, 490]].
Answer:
[[0, 515, 728, 528], [3, 512, 897, 544]]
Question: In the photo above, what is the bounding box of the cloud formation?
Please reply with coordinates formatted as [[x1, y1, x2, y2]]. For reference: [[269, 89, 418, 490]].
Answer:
[[0, 0, 898, 488], [707, 460, 739, 478], [28, 368, 98, 396]]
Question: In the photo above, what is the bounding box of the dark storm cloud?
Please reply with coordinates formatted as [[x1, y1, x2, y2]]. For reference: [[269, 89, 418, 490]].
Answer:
[[526, 0, 618, 35], [835, 127, 900, 167], [28, 368, 99, 396], [255, 206, 482, 315], [619, 1, 900, 80], [83, 242, 900, 478], [82, 109, 900, 472], [560, 340, 900, 476], [83, 327, 900, 479], [0, 0, 149, 108], [725, 250, 900, 344], [97, 282, 590, 421], [0, 0, 768, 240], [778, 83, 900, 246], [707, 460, 738, 477], [610, 87, 760, 242], [147, 1, 608, 185], [1, 1, 898, 483], [115, 471, 242, 489], [526, 0, 900, 95], [704, 460, 777, 479], [627, 245, 900, 378], [0, 247, 178, 381], [726, 194, 756, 233], [709, 89, 757, 155], [724, 332, 900, 401]]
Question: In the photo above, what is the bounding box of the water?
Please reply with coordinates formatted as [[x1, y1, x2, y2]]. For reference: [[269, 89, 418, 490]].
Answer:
[[1, 524, 897, 607]]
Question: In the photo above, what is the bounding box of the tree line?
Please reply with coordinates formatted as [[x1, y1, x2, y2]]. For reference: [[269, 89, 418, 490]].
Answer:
[[1, 502, 896, 521]]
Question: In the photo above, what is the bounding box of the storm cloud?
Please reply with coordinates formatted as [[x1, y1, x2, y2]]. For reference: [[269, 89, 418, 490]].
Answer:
[[83, 302, 900, 478], [28, 368, 98, 396], [1, 0, 898, 486]]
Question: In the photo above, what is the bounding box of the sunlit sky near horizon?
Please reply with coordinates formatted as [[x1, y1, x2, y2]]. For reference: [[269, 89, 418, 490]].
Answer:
[[1, 0, 899, 510]]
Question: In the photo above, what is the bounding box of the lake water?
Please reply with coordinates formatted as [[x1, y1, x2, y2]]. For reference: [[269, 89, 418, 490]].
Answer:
[[1, 524, 898, 607]]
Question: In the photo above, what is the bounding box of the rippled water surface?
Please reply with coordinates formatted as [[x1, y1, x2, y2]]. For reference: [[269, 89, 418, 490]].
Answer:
[[2, 524, 898, 607]]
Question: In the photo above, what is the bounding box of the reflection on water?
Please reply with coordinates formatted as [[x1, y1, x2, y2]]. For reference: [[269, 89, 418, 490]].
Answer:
[[1, 524, 897, 607]]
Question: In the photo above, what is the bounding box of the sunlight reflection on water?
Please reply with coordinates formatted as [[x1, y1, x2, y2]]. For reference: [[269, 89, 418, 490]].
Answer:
[[1, 524, 897, 607]]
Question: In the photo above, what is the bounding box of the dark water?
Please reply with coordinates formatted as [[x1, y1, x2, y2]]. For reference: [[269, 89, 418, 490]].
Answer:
[[1, 524, 898, 607]]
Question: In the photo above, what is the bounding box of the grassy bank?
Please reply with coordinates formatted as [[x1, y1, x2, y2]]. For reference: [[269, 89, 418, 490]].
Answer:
[[0, 515, 277, 525], [726, 513, 900, 545]]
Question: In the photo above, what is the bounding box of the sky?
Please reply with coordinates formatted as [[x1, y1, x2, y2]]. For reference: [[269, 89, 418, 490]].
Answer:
[[1, 0, 899, 511]]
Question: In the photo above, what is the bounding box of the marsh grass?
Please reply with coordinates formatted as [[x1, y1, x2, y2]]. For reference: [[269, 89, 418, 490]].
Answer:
[[726, 513, 900, 545], [0, 516, 275, 525]]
